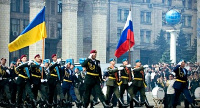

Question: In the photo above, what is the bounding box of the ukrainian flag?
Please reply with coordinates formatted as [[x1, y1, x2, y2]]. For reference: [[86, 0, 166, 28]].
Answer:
[[8, 6, 47, 52]]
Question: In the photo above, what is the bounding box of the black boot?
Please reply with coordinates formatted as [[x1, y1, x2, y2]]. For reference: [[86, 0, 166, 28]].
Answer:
[[102, 101, 113, 108], [118, 98, 129, 107], [130, 99, 134, 108], [144, 99, 154, 108], [132, 97, 141, 106], [9, 100, 15, 107], [90, 101, 94, 108], [191, 103, 199, 108], [32, 99, 37, 107]]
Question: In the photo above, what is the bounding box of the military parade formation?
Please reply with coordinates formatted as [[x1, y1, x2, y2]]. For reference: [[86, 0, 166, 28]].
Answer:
[[0, 50, 199, 108]]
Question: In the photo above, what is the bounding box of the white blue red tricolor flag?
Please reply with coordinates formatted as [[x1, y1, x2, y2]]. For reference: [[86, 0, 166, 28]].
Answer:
[[115, 10, 135, 58]]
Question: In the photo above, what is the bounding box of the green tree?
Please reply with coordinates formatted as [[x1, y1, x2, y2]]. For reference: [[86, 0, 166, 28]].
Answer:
[[150, 29, 169, 64], [160, 50, 171, 63], [176, 30, 189, 62]]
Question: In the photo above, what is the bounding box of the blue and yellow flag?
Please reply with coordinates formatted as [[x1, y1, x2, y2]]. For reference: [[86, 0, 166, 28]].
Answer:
[[8, 6, 47, 52]]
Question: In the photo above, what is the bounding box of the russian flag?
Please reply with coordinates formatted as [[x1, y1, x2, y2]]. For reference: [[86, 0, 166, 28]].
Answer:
[[115, 10, 135, 58]]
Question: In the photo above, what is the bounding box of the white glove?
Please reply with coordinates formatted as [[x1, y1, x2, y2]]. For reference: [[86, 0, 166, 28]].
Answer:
[[61, 83, 62, 86], [128, 82, 132, 86], [126, 64, 131, 67], [41, 79, 45, 83], [15, 77, 18, 80], [9, 79, 12, 82], [0, 77, 2, 80], [45, 79, 48, 82], [40, 64, 44, 67], [57, 59, 61, 64], [131, 68, 134, 71], [28, 60, 33, 65], [6, 69, 10, 74], [118, 67, 124, 71], [88, 54, 93, 59], [31, 84, 33, 88]]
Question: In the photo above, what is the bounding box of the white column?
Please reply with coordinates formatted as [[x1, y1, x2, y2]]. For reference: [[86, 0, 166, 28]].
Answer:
[[0, 0, 10, 66], [166, 30, 179, 64]]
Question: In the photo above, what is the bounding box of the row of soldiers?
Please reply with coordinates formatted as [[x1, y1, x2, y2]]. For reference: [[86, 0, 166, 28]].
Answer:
[[0, 49, 154, 108]]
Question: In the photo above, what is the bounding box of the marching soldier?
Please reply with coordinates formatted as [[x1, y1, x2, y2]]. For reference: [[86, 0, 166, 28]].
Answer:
[[79, 67, 86, 102], [74, 68, 83, 104], [105, 58, 128, 107], [29, 54, 48, 104], [61, 62, 80, 106], [131, 60, 153, 108], [30, 54, 43, 99], [119, 58, 135, 107], [172, 60, 197, 108], [48, 54, 66, 105], [15, 55, 37, 107], [81, 50, 112, 108], [9, 61, 18, 104], [0, 58, 13, 106]]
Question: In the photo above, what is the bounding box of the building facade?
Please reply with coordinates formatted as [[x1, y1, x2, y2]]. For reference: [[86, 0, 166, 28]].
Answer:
[[0, 0, 199, 65]]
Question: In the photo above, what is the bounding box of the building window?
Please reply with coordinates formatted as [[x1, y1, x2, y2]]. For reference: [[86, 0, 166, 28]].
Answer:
[[117, 28, 122, 40], [187, 34, 191, 46], [23, 0, 29, 13], [124, 10, 129, 21], [50, 23, 55, 38], [57, 0, 62, 13], [11, 18, 20, 37], [23, 19, 29, 29], [143, 0, 150, 3], [146, 31, 151, 43], [146, 12, 151, 23], [11, 0, 20, 12], [140, 30, 144, 43], [57, 22, 62, 39], [182, 16, 186, 26], [167, 0, 172, 6], [187, 16, 192, 27], [141, 11, 151, 24], [162, 13, 166, 25], [118, 9, 122, 21], [182, 0, 186, 6], [188, 0, 192, 9], [140, 11, 145, 23], [51, 1, 55, 15]]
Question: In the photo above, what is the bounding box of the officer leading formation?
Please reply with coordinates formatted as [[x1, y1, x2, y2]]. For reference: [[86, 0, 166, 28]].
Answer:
[[0, 50, 199, 108]]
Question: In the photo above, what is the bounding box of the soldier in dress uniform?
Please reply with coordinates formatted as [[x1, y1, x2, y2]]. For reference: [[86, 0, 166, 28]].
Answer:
[[79, 67, 86, 102], [61, 62, 80, 107], [81, 50, 112, 108], [131, 60, 153, 108], [105, 58, 128, 107], [119, 58, 135, 107], [30, 54, 43, 100], [48, 54, 66, 106], [9, 61, 18, 104], [172, 60, 197, 108], [15, 55, 37, 107], [0, 58, 14, 106], [29, 54, 48, 105], [74, 68, 83, 105]]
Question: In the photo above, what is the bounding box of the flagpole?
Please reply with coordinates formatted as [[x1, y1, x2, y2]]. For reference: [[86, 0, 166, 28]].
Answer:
[[41, 1, 46, 79], [128, 5, 131, 65]]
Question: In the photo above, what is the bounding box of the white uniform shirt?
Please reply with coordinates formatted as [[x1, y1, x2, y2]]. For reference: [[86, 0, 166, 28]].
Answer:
[[167, 79, 175, 94]]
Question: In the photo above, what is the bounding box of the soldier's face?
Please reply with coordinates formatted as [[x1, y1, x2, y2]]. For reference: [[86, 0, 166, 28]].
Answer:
[[110, 61, 115, 65], [35, 56, 41, 62], [1, 59, 6, 65], [181, 62, 185, 67], [92, 53, 96, 59], [123, 61, 128, 65], [52, 56, 57, 61], [136, 62, 141, 67], [21, 57, 27, 62]]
